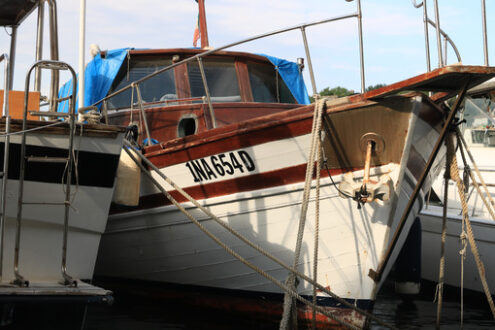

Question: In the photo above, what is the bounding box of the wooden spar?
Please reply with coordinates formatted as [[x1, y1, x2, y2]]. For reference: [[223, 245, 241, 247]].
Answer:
[[198, 0, 209, 49]]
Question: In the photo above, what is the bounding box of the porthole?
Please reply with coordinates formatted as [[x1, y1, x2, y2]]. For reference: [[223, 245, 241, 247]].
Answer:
[[178, 116, 197, 137]]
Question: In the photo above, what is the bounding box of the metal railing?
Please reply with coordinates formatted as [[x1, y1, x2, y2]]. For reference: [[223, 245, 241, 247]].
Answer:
[[93, 0, 366, 130], [412, 0, 489, 70], [34, 0, 60, 109], [14, 60, 78, 287]]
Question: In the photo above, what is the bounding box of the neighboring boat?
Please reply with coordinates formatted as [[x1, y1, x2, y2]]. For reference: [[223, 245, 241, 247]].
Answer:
[[0, 0, 125, 302], [405, 0, 495, 297], [79, 42, 495, 328], [420, 79, 495, 294]]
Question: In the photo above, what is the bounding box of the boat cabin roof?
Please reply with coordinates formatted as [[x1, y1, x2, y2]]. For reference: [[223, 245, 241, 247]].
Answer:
[[58, 48, 309, 112]]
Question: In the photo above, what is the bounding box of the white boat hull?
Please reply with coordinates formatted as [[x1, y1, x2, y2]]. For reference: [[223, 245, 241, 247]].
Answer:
[[0, 126, 124, 283]]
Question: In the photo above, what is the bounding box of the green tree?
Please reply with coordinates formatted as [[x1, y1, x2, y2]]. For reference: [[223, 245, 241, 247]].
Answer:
[[319, 86, 355, 97], [365, 84, 387, 92]]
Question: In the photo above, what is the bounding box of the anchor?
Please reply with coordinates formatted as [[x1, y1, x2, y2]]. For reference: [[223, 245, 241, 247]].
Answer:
[[338, 133, 392, 205]]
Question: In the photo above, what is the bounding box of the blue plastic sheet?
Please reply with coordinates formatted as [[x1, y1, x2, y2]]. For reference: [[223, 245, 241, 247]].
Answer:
[[58, 48, 130, 112], [259, 54, 310, 105], [58, 48, 310, 112]]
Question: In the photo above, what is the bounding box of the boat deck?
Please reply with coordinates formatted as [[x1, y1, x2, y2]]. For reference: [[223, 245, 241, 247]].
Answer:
[[0, 281, 112, 304]]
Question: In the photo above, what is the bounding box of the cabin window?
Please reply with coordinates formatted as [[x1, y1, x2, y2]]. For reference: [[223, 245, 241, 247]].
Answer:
[[177, 116, 197, 137], [248, 63, 296, 104], [187, 59, 241, 102], [107, 57, 176, 109]]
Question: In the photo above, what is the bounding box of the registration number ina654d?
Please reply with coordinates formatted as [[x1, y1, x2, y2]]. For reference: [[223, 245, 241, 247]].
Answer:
[[185, 150, 256, 183]]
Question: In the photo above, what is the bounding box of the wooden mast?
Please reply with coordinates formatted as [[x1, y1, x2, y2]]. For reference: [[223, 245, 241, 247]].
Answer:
[[198, 0, 209, 48]]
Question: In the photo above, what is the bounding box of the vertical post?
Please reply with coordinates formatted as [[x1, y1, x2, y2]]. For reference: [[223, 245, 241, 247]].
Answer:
[[481, 0, 489, 66], [47, 0, 60, 111], [197, 57, 216, 128], [8, 26, 17, 90], [198, 0, 209, 49], [300, 27, 318, 97], [78, 0, 86, 109], [133, 83, 152, 146], [422, 1, 431, 72], [433, 0, 443, 67], [356, 0, 365, 93], [0, 54, 10, 281], [34, 2, 45, 92]]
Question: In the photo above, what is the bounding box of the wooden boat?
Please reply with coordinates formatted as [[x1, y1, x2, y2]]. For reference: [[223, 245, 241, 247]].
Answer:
[[78, 41, 495, 327]]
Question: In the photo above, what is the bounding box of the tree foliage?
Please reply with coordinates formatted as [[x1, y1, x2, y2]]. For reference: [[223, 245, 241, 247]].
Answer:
[[319, 86, 355, 97], [365, 84, 387, 92], [309, 84, 386, 103]]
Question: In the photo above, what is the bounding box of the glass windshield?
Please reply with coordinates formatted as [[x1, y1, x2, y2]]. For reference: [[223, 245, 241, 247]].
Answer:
[[107, 57, 176, 109], [248, 63, 295, 104], [187, 58, 241, 102]]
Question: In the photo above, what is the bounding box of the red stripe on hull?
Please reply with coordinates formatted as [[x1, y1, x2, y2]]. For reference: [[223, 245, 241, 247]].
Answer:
[[111, 164, 363, 214]]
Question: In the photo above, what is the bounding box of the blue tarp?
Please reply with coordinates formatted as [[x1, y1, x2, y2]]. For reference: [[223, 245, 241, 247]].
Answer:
[[58, 48, 310, 112], [58, 48, 130, 112], [259, 54, 310, 105]]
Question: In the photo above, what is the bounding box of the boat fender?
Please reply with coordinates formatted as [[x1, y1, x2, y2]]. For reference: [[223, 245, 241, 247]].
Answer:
[[112, 147, 141, 206]]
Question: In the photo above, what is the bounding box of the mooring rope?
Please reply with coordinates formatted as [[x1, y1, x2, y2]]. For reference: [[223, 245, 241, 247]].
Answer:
[[311, 126, 322, 330], [435, 132, 453, 329], [280, 97, 326, 330]]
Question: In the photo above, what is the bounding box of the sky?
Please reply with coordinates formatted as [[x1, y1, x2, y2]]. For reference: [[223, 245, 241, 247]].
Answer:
[[0, 0, 494, 96]]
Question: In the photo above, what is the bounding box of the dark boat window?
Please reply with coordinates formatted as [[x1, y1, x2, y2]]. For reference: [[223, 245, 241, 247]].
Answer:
[[107, 57, 176, 109], [187, 59, 241, 102], [248, 63, 296, 104]]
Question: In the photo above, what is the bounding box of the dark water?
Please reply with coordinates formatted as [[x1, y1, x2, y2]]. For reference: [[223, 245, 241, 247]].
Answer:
[[1, 280, 494, 329]]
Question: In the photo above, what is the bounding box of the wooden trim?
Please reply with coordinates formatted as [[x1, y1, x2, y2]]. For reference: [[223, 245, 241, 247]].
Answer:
[[0, 118, 125, 138], [235, 60, 253, 102], [174, 63, 191, 100], [121, 49, 272, 64]]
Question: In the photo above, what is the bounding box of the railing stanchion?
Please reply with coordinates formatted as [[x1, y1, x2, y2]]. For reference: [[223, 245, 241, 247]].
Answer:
[[433, 0, 443, 67], [356, 0, 365, 93], [197, 57, 216, 129], [481, 0, 489, 66], [300, 26, 318, 97], [0, 54, 10, 281]]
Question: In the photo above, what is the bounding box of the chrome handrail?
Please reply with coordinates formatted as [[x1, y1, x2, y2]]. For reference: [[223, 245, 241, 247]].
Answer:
[[15, 60, 78, 287], [413, 0, 492, 70], [481, 0, 489, 66], [427, 18, 462, 64], [92, 5, 365, 114], [34, 0, 60, 110]]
